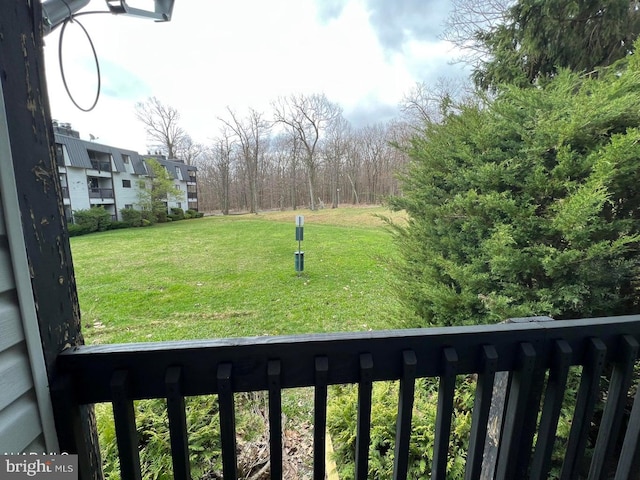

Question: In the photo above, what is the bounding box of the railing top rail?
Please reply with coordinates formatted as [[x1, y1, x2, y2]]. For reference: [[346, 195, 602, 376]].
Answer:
[[57, 315, 640, 404]]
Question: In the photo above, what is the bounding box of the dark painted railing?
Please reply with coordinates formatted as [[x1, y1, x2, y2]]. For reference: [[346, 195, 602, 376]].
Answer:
[[88, 188, 114, 199], [90, 160, 112, 172], [53, 315, 640, 480]]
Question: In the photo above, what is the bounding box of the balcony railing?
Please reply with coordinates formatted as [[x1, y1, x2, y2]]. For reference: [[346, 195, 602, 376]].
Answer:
[[88, 188, 114, 199], [90, 160, 112, 172], [53, 315, 640, 480]]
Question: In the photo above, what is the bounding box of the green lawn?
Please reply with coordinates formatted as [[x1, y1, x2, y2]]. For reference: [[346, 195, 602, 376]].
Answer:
[[71, 206, 417, 344]]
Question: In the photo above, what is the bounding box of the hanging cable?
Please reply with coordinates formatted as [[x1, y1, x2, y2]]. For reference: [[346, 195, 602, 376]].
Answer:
[[57, 13, 102, 112]]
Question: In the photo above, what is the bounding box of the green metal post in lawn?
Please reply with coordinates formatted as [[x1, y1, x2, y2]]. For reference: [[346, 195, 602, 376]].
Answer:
[[295, 215, 304, 275]]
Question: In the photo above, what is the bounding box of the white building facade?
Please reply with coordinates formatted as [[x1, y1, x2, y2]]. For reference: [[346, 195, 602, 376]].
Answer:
[[54, 123, 198, 222]]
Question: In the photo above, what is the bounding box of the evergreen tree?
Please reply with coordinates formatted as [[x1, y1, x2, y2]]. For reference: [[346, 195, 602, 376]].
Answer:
[[471, 0, 640, 89], [390, 56, 640, 326], [138, 158, 182, 222]]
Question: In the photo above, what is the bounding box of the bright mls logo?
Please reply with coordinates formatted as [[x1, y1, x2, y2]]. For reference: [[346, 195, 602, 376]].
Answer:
[[1, 455, 77, 479]]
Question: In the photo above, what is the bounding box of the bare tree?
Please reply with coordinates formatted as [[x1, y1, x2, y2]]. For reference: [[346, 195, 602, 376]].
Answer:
[[135, 96, 186, 159], [219, 108, 270, 214], [176, 134, 204, 166], [210, 128, 234, 214], [322, 115, 350, 208], [400, 77, 471, 127], [442, 0, 513, 67], [273, 93, 341, 211]]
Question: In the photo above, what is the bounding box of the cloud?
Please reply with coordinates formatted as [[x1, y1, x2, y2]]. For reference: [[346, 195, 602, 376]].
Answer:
[[364, 0, 453, 50], [344, 100, 399, 128], [98, 59, 151, 100], [315, 0, 349, 22], [315, 0, 453, 52]]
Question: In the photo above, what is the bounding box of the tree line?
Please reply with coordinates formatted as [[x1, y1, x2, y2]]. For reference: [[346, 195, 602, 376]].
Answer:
[[135, 92, 427, 213]]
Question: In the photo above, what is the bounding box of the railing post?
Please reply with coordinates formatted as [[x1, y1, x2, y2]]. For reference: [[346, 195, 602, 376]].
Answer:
[[268, 359, 283, 480], [561, 337, 607, 480], [111, 370, 142, 480], [165, 367, 190, 480], [432, 347, 459, 479], [393, 350, 417, 480], [355, 353, 374, 480], [50, 374, 103, 480], [495, 342, 537, 480], [588, 335, 639, 480], [313, 356, 329, 480], [530, 340, 573, 480], [217, 363, 238, 479]]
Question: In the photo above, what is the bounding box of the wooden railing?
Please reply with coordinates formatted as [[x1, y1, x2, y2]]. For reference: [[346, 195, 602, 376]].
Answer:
[[53, 315, 640, 480]]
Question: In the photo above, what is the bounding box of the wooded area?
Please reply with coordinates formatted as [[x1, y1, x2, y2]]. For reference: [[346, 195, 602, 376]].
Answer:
[[136, 93, 417, 213]]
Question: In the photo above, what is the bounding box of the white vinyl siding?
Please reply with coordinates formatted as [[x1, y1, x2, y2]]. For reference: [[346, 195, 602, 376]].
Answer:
[[0, 84, 58, 453]]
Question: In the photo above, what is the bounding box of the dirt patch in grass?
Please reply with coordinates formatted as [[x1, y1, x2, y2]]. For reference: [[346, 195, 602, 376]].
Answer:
[[259, 205, 407, 228], [172, 310, 255, 321]]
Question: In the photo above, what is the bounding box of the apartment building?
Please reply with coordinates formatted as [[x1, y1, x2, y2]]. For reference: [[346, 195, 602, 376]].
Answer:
[[53, 122, 198, 222]]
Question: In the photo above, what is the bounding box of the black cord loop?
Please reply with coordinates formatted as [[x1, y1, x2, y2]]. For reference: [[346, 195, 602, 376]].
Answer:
[[58, 15, 101, 112]]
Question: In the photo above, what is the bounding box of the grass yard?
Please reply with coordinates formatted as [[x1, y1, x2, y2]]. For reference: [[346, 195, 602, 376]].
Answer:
[[71, 206, 416, 344]]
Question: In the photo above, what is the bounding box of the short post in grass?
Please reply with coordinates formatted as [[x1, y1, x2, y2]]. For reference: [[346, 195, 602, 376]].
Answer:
[[295, 215, 304, 275]]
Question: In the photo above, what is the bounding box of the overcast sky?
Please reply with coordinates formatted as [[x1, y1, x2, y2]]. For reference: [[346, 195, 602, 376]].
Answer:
[[43, 0, 467, 153]]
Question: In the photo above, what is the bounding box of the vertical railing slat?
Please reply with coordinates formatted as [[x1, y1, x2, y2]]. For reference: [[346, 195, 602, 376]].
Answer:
[[393, 350, 417, 480], [614, 374, 640, 480], [111, 370, 142, 480], [560, 337, 607, 480], [313, 356, 329, 480], [530, 340, 573, 480], [432, 347, 459, 480], [355, 353, 374, 480], [268, 359, 283, 480], [165, 367, 191, 480], [495, 342, 537, 480], [217, 363, 238, 480], [588, 335, 639, 480], [465, 345, 498, 480]]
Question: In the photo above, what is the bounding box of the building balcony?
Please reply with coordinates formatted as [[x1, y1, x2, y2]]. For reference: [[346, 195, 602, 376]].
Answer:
[[88, 188, 114, 199], [53, 315, 640, 480], [90, 160, 112, 172]]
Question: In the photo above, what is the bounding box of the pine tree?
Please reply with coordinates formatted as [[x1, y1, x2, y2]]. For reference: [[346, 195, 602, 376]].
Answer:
[[390, 55, 640, 326]]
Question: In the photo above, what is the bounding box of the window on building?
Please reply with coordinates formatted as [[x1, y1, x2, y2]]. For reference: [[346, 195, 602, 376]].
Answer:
[[122, 179, 131, 188], [175, 167, 183, 180], [175, 184, 181, 190], [177, 202, 182, 209], [55, 143, 65, 167], [122, 154, 130, 164], [124, 204, 133, 209]]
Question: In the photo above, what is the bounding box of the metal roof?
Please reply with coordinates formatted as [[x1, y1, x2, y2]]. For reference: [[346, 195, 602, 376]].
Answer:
[[54, 133, 148, 175]]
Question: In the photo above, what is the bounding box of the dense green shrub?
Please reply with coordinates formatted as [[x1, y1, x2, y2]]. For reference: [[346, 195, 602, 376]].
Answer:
[[67, 223, 91, 237], [73, 207, 112, 233], [328, 379, 474, 479], [120, 208, 143, 227], [169, 207, 185, 221], [389, 60, 640, 327], [96, 394, 269, 479], [107, 221, 129, 230], [186, 209, 204, 219], [155, 209, 168, 223]]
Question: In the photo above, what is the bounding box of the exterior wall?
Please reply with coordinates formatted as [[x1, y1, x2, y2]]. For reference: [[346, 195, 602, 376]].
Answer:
[[55, 134, 199, 219], [0, 88, 57, 453], [113, 171, 142, 211], [66, 165, 92, 211]]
